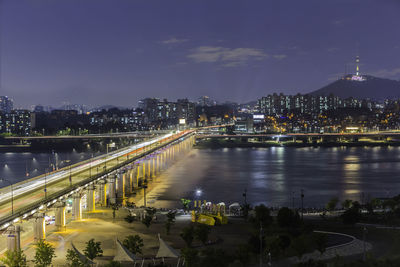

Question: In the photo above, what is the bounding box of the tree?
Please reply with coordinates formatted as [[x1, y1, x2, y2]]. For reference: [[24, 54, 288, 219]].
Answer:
[[383, 199, 397, 212], [124, 214, 136, 223], [277, 207, 300, 228], [291, 235, 309, 262], [341, 204, 361, 225], [234, 244, 251, 266], [181, 198, 191, 211], [34, 239, 56, 267], [181, 247, 198, 267], [0, 249, 27, 267], [265, 236, 283, 258], [165, 211, 176, 235], [247, 233, 265, 255], [241, 203, 251, 220], [142, 215, 153, 228], [370, 198, 382, 209], [326, 197, 339, 212], [278, 234, 291, 255], [341, 199, 353, 210], [253, 204, 273, 228], [194, 223, 212, 245], [66, 249, 90, 267], [180, 225, 195, 247], [122, 235, 144, 255], [83, 239, 103, 260]]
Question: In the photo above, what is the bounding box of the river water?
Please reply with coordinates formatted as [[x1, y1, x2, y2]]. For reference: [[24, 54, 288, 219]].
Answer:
[[2, 146, 400, 208], [0, 150, 103, 185], [148, 146, 400, 208]]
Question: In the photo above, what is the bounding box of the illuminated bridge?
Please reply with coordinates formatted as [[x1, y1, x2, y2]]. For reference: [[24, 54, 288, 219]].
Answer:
[[0, 130, 195, 249], [196, 131, 400, 143]]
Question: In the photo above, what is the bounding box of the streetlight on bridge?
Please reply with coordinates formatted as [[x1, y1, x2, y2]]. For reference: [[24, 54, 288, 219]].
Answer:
[[0, 178, 14, 215]]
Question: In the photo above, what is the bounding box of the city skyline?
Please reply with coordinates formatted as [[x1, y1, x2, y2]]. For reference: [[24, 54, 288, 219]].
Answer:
[[0, 0, 400, 108]]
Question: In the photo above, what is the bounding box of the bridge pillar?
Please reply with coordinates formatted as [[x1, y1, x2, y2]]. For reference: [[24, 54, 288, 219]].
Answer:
[[116, 172, 124, 199], [87, 184, 96, 212], [97, 180, 107, 206], [6, 225, 21, 251], [151, 157, 155, 178], [54, 201, 66, 231], [135, 163, 140, 188], [147, 159, 151, 179], [33, 213, 46, 241], [141, 161, 146, 181], [72, 193, 82, 220], [107, 176, 116, 204], [127, 169, 133, 193]]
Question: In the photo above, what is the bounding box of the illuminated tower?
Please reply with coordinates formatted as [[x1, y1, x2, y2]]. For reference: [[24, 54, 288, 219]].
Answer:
[[355, 56, 360, 76]]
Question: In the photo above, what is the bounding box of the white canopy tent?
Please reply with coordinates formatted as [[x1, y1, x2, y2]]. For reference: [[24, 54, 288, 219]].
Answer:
[[113, 239, 137, 262], [156, 234, 180, 258]]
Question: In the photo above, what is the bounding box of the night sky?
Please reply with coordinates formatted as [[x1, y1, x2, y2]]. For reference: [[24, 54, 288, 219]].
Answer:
[[1, 0, 399, 108]]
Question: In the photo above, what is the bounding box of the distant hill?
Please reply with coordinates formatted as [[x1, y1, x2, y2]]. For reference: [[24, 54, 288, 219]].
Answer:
[[311, 75, 400, 100], [91, 105, 130, 111]]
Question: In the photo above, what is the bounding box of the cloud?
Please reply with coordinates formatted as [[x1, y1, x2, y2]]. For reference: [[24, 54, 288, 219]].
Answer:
[[187, 46, 268, 67], [161, 37, 188, 45], [370, 68, 400, 78], [273, 54, 287, 60]]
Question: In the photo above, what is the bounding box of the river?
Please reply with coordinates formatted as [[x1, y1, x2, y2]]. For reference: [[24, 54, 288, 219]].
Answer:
[[146, 146, 400, 208], [2, 146, 400, 208]]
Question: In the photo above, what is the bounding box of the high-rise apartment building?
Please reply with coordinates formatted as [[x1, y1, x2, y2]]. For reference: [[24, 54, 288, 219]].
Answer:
[[0, 96, 14, 113]]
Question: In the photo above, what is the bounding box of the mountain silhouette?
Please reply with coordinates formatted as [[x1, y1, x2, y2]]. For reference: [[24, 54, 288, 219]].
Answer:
[[311, 75, 400, 100]]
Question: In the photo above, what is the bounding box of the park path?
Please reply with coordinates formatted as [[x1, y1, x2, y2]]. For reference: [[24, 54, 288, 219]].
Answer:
[[279, 230, 372, 265]]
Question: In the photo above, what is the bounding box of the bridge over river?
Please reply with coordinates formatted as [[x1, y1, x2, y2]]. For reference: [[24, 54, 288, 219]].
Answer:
[[0, 130, 195, 250]]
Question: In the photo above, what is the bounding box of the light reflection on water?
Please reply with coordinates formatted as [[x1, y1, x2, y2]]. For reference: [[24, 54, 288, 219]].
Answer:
[[0, 150, 103, 186], [154, 147, 400, 208]]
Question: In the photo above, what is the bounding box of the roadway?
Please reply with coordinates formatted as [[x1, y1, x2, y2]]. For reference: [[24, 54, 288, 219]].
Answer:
[[0, 131, 189, 223]]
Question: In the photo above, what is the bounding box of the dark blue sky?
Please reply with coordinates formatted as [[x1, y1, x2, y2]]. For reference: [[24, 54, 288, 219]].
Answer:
[[1, 0, 399, 108]]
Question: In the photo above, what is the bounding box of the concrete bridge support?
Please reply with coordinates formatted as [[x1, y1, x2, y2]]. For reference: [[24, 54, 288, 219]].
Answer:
[[116, 173, 124, 199], [97, 180, 107, 206], [135, 163, 140, 188], [128, 169, 134, 193], [147, 159, 151, 179], [151, 157, 156, 178], [54, 202, 66, 231], [33, 213, 46, 241], [6, 225, 21, 251], [107, 176, 116, 204], [72, 193, 82, 220], [87, 185, 96, 212]]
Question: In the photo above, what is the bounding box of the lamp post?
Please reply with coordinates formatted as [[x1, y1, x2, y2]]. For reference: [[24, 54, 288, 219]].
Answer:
[[69, 165, 72, 186], [44, 168, 48, 199], [105, 142, 115, 172], [301, 189, 304, 221], [143, 179, 148, 207], [0, 178, 14, 215]]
